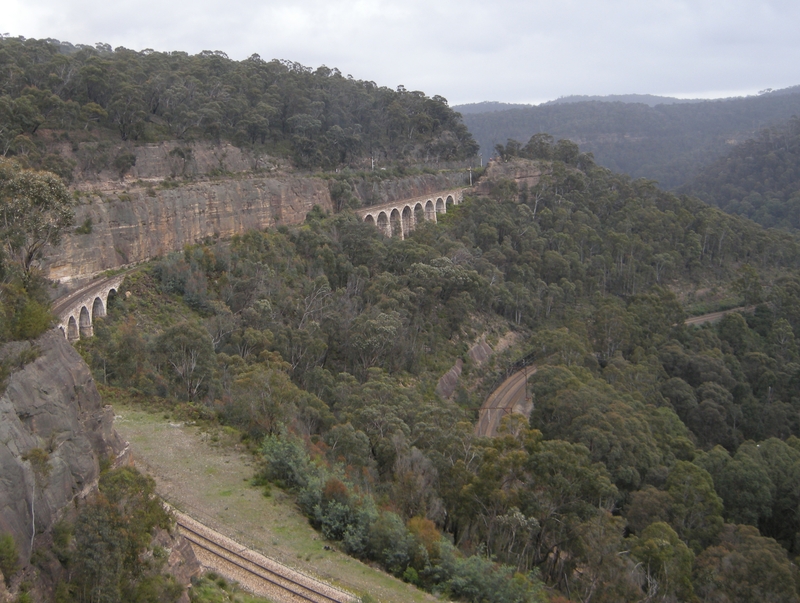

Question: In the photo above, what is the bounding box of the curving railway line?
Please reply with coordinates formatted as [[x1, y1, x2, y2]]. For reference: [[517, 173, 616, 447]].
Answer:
[[474, 368, 536, 438], [174, 511, 357, 603], [475, 306, 756, 437]]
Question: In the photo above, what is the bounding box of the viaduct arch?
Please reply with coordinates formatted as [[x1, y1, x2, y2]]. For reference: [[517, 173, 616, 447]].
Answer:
[[357, 189, 464, 239], [52, 273, 128, 342]]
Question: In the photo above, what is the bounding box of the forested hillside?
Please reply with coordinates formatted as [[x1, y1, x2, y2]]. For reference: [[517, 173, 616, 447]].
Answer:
[[5, 33, 800, 602], [62, 136, 800, 602], [455, 94, 702, 117], [683, 117, 800, 230], [540, 94, 704, 107], [459, 87, 800, 188], [0, 36, 477, 174]]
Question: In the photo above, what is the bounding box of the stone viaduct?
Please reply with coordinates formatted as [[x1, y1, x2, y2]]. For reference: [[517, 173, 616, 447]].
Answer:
[[49, 188, 465, 342], [357, 188, 464, 239], [52, 273, 128, 341]]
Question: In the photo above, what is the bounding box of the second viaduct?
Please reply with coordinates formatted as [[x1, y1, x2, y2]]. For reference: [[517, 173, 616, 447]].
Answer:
[[357, 189, 464, 239]]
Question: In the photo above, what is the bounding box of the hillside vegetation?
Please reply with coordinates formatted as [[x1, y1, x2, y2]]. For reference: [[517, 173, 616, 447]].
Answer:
[[62, 135, 800, 602], [683, 117, 800, 230], [4, 33, 800, 601], [0, 36, 477, 177], [460, 87, 800, 188]]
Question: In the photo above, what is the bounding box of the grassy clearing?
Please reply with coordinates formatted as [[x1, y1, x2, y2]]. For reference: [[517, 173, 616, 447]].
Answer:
[[111, 400, 439, 603], [190, 573, 273, 603]]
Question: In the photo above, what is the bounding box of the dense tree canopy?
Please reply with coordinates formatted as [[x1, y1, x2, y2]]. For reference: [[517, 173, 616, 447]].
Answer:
[[72, 137, 800, 602], [462, 88, 800, 188], [684, 117, 800, 230], [0, 37, 477, 172]]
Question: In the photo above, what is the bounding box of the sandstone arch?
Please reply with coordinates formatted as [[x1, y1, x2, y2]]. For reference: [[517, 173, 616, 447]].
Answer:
[[377, 212, 390, 236], [402, 206, 413, 236], [55, 273, 127, 342], [67, 316, 78, 341], [355, 189, 464, 238], [390, 208, 402, 238], [79, 306, 93, 339], [92, 296, 106, 319], [414, 203, 425, 225], [425, 200, 436, 221]]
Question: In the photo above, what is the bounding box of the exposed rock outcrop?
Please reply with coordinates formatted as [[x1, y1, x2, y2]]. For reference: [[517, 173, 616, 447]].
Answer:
[[476, 158, 542, 194], [435, 359, 464, 400], [0, 572, 9, 603], [0, 331, 128, 560], [435, 337, 495, 399], [45, 169, 469, 284], [46, 176, 333, 283], [152, 528, 202, 603]]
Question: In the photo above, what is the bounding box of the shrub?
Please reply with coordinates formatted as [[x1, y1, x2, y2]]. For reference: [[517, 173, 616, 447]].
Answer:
[[113, 152, 137, 178], [261, 434, 315, 490], [366, 511, 413, 575], [75, 217, 93, 234], [0, 533, 19, 585], [14, 299, 52, 340]]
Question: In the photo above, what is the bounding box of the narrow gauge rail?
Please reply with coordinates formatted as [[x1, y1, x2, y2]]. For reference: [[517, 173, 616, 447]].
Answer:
[[177, 520, 353, 603]]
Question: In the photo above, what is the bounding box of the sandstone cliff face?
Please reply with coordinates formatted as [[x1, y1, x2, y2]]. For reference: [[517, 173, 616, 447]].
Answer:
[[46, 175, 333, 283], [45, 170, 468, 284], [476, 158, 542, 194], [0, 331, 128, 560]]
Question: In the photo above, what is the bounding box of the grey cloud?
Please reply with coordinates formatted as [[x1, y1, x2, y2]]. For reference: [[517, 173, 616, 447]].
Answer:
[[6, 0, 800, 104]]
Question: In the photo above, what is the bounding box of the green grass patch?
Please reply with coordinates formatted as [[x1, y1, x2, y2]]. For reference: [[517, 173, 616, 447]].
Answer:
[[111, 403, 437, 603], [190, 574, 270, 603]]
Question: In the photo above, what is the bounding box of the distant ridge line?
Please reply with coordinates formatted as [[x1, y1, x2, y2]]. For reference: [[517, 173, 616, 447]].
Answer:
[[454, 84, 800, 114]]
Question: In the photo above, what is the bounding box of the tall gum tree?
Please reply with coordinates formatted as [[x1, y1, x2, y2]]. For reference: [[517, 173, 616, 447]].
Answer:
[[0, 159, 74, 282]]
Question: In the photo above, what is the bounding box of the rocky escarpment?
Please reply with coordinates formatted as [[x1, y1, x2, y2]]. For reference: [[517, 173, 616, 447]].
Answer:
[[45, 175, 333, 283], [476, 158, 542, 194], [436, 337, 494, 399], [0, 331, 128, 560], [45, 168, 469, 284]]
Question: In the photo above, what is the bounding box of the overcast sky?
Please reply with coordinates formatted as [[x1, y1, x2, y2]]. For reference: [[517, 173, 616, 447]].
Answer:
[[5, 0, 800, 106]]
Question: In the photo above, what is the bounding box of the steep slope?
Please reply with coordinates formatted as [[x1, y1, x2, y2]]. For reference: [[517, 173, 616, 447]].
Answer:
[[74, 143, 800, 601], [0, 37, 478, 174], [43, 157, 468, 283], [682, 117, 800, 230], [0, 331, 128, 560]]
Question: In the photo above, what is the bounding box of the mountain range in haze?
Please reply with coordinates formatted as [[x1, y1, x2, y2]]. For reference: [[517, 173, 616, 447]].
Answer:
[[455, 85, 800, 189]]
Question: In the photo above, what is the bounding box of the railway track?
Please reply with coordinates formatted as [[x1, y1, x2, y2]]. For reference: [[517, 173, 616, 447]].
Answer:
[[174, 513, 356, 603], [475, 306, 756, 437], [475, 368, 536, 437]]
